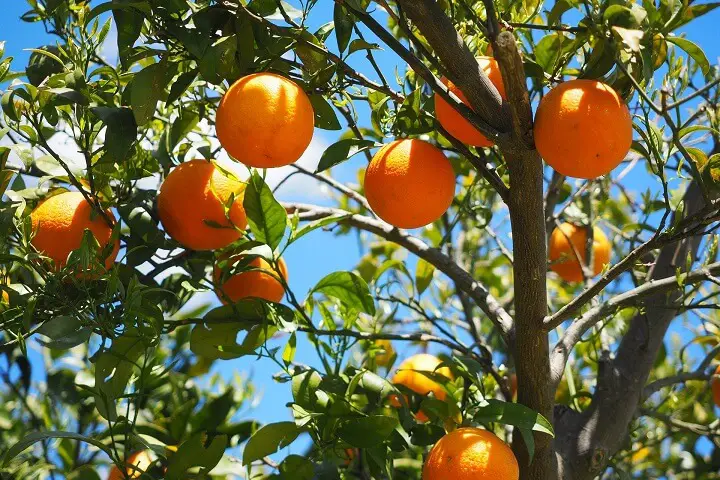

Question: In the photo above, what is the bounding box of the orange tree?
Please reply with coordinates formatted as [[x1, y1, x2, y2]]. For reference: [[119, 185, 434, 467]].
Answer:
[[0, 0, 719, 479]]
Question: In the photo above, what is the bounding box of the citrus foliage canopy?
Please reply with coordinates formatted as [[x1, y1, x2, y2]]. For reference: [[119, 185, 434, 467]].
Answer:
[[0, 0, 719, 479]]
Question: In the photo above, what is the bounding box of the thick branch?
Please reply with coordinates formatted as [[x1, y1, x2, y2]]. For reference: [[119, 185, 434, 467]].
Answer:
[[284, 203, 514, 338], [553, 182, 707, 480], [391, 0, 511, 142]]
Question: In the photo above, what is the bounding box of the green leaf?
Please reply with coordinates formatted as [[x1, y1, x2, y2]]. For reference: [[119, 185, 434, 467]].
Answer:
[[334, 4, 354, 53], [311, 271, 376, 315], [93, 330, 148, 420], [242, 422, 303, 465], [165, 433, 227, 480], [395, 87, 434, 135], [86, 1, 151, 22], [290, 213, 351, 244], [3, 431, 113, 466], [337, 416, 398, 448], [37, 315, 90, 350], [535, 33, 565, 72], [190, 320, 272, 360], [169, 109, 199, 149], [282, 332, 297, 366], [348, 39, 381, 55], [309, 94, 342, 130], [131, 60, 168, 125], [316, 138, 376, 173], [603, 4, 647, 28], [666, 36, 711, 76], [292, 369, 323, 410], [279, 455, 314, 480], [474, 399, 554, 436], [415, 259, 435, 295], [199, 36, 242, 84], [243, 171, 288, 250], [167, 70, 198, 105], [90, 107, 138, 161], [191, 388, 235, 433]]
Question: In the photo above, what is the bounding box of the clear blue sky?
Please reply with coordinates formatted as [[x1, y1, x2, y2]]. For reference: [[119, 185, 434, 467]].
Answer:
[[3, 0, 720, 467]]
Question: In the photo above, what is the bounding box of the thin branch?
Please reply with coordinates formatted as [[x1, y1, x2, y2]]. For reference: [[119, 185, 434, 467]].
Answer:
[[283, 202, 515, 338], [291, 163, 372, 211], [551, 262, 720, 381]]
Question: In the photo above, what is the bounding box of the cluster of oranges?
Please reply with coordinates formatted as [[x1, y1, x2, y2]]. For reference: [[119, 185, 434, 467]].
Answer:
[[378, 350, 518, 479]]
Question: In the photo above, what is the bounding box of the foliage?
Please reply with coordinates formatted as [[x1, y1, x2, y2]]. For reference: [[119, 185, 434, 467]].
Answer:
[[0, 0, 718, 478]]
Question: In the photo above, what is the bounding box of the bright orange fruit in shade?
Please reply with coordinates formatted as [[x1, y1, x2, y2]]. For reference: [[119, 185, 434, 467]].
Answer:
[[422, 427, 519, 480], [157, 159, 248, 251], [534, 79, 632, 179], [216, 72, 314, 168], [549, 222, 611, 283], [434, 56, 507, 147], [391, 353, 452, 422], [107, 450, 153, 480], [214, 256, 288, 304], [712, 365, 720, 407], [364, 139, 455, 229], [30, 191, 119, 270]]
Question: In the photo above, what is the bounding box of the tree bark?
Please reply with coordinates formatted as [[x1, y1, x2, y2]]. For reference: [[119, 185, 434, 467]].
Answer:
[[554, 182, 706, 479]]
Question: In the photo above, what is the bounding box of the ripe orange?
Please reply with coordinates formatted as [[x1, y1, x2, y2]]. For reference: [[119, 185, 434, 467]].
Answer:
[[107, 450, 153, 480], [549, 223, 611, 283], [216, 72, 314, 168], [157, 159, 248, 251], [534, 79, 632, 179], [712, 365, 720, 407], [391, 354, 452, 421], [214, 256, 288, 304], [422, 427, 519, 480], [434, 56, 506, 147], [364, 139, 455, 229], [30, 191, 119, 271]]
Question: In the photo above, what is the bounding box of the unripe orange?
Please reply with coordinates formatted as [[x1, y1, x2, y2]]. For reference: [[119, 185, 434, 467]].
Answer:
[[157, 159, 248, 251], [423, 427, 519, 480], [434, 56, 506, 147], [534, 79, 632, 179], [364, 139, 455, 229], [549, 223, 611, 283], [30, 191, 119, 271], [214, 256, 288, 304], [216, 72, 314, 168]]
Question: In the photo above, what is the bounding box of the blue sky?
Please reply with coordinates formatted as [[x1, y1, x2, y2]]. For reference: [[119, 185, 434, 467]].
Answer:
[[3, 0, 720, 472]]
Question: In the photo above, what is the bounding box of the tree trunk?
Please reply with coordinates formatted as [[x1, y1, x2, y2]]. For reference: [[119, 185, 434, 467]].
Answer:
[[554, 182, 706, 479]]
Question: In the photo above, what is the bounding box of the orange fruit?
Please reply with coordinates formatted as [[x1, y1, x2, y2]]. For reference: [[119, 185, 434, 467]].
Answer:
[[434, 56, 506, 147], [422, 427, 519, 480], [30, 191, 119, 271], [214, 256, 288, 304], [216, 72, 314, 168], [391, 354, 452, 421], [374, 339, 395, 367], [534, 79, 632, 179], [549, 223, 611, 283], [107, 450, 153, 480], [712, 365, 720, 407], [364, 139, 455, 229], [157, 159, 248, 251]]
